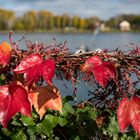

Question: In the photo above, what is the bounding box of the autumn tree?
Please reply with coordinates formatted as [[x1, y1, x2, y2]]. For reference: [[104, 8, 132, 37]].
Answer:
[[22, 11, 37, 31], [79, 18, 86, 30], [37, 11, 54, 31], [0, 9, 15, 30], [13, 17, 24, 31], [54, 15, 61, 30], [87, 16, 100, 30], [72, 15, 80, 29], [61, 14, 70, 28]]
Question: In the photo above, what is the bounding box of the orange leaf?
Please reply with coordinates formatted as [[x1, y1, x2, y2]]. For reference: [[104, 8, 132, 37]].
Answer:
[[0, 41, 12, 53], [29, 85, 62, 119], [0, 41, 12, 66]]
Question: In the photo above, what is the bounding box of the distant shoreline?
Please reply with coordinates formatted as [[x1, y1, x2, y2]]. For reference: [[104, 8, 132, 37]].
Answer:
[[1, 29, 140, 34]]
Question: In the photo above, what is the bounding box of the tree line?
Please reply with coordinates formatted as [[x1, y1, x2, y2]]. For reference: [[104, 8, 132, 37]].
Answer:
[[0, 9, 100, 32], [105, 14, 140, 31], [1, 8, 140, 32]]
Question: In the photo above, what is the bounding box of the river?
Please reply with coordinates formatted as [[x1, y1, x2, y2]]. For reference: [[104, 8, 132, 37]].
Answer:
[[1, 32, 140, 51]]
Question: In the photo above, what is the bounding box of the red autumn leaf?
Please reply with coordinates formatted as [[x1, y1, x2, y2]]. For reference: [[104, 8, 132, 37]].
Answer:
[[82, 56, 116, 87], [117, 97, 130, 132], [41, 59, 56, 85], [117, 96, 140, 136], [0, 83, 31, 128], [14, 53, 55, 86], [29, 85, 62, 119], [0, 41, 12, 66]]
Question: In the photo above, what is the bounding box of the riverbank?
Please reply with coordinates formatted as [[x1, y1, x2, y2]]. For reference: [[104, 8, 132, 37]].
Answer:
[[1, 29, 140, 35]]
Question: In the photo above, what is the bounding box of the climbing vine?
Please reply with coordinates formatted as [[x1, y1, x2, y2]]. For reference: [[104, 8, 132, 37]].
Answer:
[[0, 32, 139, 139]]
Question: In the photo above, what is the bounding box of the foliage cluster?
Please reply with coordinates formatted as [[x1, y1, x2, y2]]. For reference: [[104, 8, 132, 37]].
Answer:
[[0, 33, 139, 139]]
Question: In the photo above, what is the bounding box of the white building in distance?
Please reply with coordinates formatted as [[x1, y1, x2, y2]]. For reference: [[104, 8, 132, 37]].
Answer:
[[119, 20, 131, 31]]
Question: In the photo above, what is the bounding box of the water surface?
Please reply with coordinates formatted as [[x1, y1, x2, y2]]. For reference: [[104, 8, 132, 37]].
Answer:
[[1, 32, 140, 51]]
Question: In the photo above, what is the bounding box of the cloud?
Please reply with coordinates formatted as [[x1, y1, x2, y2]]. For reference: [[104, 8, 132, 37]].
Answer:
[[0, 0, 140, 19]]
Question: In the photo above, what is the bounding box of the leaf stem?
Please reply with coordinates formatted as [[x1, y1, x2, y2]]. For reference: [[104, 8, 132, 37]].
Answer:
[[113, 78, 126, 97]]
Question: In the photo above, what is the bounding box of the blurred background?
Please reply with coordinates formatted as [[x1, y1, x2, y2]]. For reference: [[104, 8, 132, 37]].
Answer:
[[0, 0, 140, 101], [1, 0, 140, 51]]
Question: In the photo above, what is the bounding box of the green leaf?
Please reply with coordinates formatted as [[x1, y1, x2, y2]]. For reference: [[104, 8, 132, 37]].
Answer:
[[11, 130, 27, 140], [36, 114, 58, 136], [127, 136, 134, 140], [58, 117, 67, 126], [1, 128, 12, 136], [76, 106, 91, 114], [89, 110, 97, 120], [27, 127, 36, 140], [31, 111, 39, 119], [63, 103, 75, 114], [36, 119, 53, 136], [113, 134, 119, 140], [28, 125, 37, 133], [122, 133, 127, 139], [108, 115, 119, 136], [11, 117, 22, 126], [20, 115, 35, 126], [45, 114, 58, 128], [120, 134, 135, 140], [76, 106, 93, 121], [28, 134, 36, 140]]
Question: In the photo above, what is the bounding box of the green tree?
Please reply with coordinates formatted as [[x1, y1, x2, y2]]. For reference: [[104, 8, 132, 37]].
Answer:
[[79, 18, 86, 29], [61, 14, 70, 28], [0, 9, 15, 30], [72, 15, 80, 29], [13, 17, 24, 31], [23, 11, 37, 31], [37, 11, 54, 31], [87, 17, 100, 30], [132, 16, 140, 29], [54, 15, 61, 29]]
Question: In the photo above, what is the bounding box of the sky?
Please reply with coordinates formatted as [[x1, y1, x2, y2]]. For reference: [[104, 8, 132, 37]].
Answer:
[[0, 0, 140, 20]]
